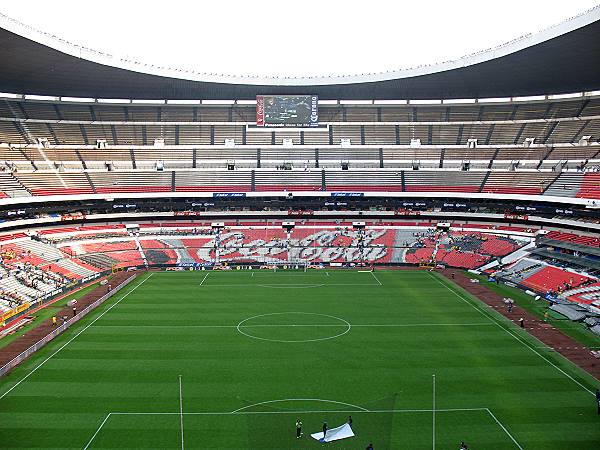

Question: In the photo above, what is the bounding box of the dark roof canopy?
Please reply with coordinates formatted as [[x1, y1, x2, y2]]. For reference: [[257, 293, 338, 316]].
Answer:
[[0, 17, 599, 100]]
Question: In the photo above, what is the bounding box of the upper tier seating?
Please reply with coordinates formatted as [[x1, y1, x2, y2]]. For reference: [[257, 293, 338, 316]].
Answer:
[[576, 173, 600, 199], [0, 173, 31, 197], [543, 172, 585, 198], [1, 98, 599, 148], [482, 172, 557, 195]]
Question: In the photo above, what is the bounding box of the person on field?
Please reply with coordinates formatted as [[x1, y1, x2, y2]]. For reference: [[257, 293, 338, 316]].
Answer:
[[322, 421, 327, 440], [72, 306, 77, 317], [348, 415, 353, 429], [460, 442, 468, 450], [596, 389, 600, 415], [295, 419, 302, 438], [519, 317, 524, 328], [52, 316, 57, 326], [366, 443, 374, 450]]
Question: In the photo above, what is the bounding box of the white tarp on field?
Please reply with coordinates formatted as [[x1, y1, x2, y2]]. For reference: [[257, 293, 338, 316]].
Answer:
[[311, 423, 354, 443]]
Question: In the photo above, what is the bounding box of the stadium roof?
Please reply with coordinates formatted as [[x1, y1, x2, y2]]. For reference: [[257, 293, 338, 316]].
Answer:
[[0, 7, 600, 101]]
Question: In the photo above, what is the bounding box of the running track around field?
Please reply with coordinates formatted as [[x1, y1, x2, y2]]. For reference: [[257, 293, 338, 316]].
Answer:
[[439, 268, 600, 382]]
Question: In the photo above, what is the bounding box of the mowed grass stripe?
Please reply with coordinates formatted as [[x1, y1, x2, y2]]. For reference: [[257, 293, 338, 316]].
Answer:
[[0, 270, 598, 449]]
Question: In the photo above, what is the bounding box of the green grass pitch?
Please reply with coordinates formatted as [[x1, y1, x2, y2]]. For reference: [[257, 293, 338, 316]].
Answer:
[[0, 269, 599, 449]]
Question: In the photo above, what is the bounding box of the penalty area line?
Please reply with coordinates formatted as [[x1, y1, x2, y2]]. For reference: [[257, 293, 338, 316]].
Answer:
[[179, 375, 185, 450], [83, 413, 111, 450], [198, 272, 210, 286], [370, 271, 383, 286], [486, 408, 524, 450], [109, 407, 489, 416]]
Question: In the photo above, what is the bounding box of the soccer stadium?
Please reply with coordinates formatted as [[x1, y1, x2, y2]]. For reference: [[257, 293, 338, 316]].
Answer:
[[0, 2, 600, 449]]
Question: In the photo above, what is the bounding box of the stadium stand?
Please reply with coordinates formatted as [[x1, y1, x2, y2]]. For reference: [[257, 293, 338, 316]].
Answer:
[[521, 265, 592, 293]]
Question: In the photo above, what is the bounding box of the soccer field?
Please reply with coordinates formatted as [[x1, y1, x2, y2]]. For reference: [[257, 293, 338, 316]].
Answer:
[[0, 269, 598, 449]]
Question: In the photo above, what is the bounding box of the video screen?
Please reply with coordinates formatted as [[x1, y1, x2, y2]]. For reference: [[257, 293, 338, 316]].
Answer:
[[256, 95, 318, 127]]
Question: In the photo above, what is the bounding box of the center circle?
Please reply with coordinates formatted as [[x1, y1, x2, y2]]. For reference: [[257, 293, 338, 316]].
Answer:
[[236, 312, 351, 343]]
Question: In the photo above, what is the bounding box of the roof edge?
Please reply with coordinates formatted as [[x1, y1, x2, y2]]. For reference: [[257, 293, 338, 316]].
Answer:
[[1, 6, 600, 86]]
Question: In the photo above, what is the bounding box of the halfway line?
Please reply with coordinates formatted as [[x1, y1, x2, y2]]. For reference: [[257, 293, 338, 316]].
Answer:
[[93, 322, 494, 329]]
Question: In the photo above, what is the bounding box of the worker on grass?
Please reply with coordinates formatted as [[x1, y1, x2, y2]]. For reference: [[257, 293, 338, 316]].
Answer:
[[596, 389, 600, 415], [322, 421, 327, 440], [295, 419, 302, 439], [52, 316, 57, 326]]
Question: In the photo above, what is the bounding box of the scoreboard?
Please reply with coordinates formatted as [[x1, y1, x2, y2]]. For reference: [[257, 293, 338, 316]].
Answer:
[[256, 95, 318, 127]]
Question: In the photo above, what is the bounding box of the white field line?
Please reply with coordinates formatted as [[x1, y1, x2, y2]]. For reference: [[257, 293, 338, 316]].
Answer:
[[198, 283, 380, 287], [428, 272, 596, 397], [231, 398, 370, 413], [83, 413, 111, 450], [179, 375, 185, 450], [370, 271, 383, 286], [109, 407, 489, 416], [486, 408, 524, 450], [94, 322, 494, 329], [0, 273, 154, 401], [198, 272, 210, 286], [83, 407, 510, 447], [432, 374, 436, 450], [245, 273, 330, 278]]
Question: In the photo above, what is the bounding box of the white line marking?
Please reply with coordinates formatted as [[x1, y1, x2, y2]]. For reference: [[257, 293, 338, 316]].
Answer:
[[198, 272, 209, 286], [179, 375, 185, 450], [94, 322, 494, 329], [257, 284, 325, 289], [199, 283, 379, 287], [231, 398, 370, 413], [429, 272, 596, 397], [83, 413, 111, 450], [370, 271, 383, 286], [0, 273, 154, 401], [486, 408, 524, 450], [236, 312, 352, 343], [325, 272, 330, 277], [109, 407, 489, 416], [432, 374, 436, 450]]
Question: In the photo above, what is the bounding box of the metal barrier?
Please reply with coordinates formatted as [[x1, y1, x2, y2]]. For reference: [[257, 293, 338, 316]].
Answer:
[[0, 274, 137, 377]]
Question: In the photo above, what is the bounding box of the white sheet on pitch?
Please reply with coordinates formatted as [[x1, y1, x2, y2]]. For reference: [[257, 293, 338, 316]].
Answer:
[[310, 423, 354, 442]]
